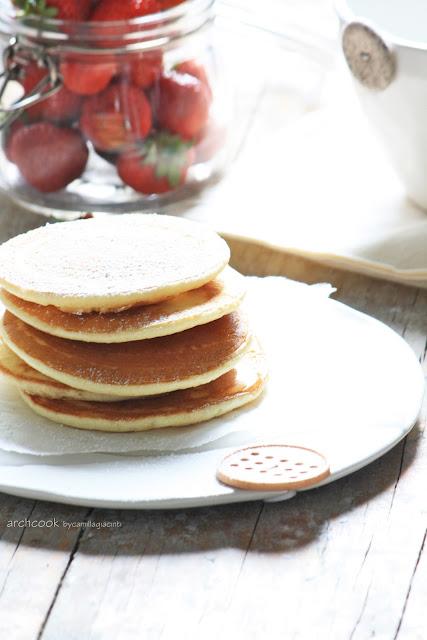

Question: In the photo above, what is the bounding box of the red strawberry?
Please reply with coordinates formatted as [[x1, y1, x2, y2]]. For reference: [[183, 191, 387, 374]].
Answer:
[[13, 0, 92, 19], [90, 0, 178, 54], [20, 62, 46, 95], [60, 59, 117, 96], [19, 62, 82, 122], [117, 133, 194, 194], [156, 70, 210, 140], [18, 62, 47, 120], [10, 122, 89, 192], [3, 118, 26, 163], [80, 83, 152, 151], [128, 51, 163, 89], [38, 86, 82, 123], [91, 0, 162, 20], [175, 60, 212, 98], [43, 0, 92, 20]]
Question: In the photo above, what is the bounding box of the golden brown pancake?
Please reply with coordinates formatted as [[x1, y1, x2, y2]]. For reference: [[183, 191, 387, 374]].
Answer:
[[0, 267, 246, 343], [0, 339, 129, 401], [1, 310, 251, 397], [20, 344, 267, 432], [0, 214, 230, 312]]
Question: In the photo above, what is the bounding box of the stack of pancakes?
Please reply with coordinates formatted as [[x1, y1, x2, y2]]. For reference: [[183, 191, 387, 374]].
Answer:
[[0, 214, 267, 432]]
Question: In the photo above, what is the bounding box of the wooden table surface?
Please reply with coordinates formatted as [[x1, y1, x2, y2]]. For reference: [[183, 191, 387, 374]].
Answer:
[[0, 3, 426, 637]]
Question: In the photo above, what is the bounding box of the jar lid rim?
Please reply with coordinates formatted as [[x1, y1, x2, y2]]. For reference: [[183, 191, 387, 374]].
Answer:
[[0, 0, 215, 42]]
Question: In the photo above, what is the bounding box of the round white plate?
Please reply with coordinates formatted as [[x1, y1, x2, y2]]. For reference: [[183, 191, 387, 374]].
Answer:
[[0, 278, 423, 509]]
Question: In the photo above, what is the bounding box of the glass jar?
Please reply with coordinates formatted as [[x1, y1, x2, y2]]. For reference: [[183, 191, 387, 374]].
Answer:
[[0, 0, 231, 217]]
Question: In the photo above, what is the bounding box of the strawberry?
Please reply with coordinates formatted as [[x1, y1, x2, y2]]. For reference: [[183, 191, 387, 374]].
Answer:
[[80, 83, 152, 151], [38, 86, 82, 123], [128, 51, 163, 89], [18, 62, 82, 122], [10, 122, 89, 192], [175, 59, 212, 98], [3, 118, 26, 163], [60, 59, 117, 96], [89, 0, 181, 53], [91, 0, 163, 21], [43, 0, 92, 19], [117, 133, 194, 194], [20, 61, 46, 95], [18, 62, 47, 120], [13, 0, 92, 20], [156, 70, 210, 141]]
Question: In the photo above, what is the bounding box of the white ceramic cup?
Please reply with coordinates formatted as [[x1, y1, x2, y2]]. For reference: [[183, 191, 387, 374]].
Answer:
[[336, 0, 427, 210]]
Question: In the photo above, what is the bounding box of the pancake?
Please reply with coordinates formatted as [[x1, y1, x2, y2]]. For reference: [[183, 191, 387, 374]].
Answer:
[[20, 343, 267, 432], [1, 310, 251, 397], [0, 214, 230, 312], [0, 267, 246, 343], [0, 339, 129, 402]]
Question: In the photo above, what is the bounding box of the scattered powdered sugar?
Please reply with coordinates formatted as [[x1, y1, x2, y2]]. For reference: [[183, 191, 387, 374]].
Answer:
[[0, 215, 229, 299]]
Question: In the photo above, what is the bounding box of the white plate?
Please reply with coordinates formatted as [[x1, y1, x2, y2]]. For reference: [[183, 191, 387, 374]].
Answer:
[[0, 278, 423, 509]]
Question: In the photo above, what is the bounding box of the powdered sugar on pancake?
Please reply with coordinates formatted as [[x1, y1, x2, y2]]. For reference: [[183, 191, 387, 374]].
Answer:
[[0, 215, 230, 312]]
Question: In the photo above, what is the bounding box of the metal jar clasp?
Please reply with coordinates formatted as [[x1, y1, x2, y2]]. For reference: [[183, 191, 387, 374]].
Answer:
[[0, 37, 62, 128]]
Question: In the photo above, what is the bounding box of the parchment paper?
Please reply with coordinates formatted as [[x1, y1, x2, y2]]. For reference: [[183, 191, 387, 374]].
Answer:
[[0, 276, 421, 462]]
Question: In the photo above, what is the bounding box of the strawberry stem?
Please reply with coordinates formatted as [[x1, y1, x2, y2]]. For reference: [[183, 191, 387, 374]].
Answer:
[[140, 133, 193, 187], [13, 0, 58, 18]]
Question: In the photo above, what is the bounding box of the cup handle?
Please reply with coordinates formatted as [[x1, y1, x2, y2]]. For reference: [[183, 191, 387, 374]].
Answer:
[[341, 22, 396, 91]]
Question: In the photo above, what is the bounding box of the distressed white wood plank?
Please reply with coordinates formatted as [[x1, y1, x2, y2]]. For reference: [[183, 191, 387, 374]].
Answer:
[[0, 501, 90, 639], [394, 527, 427, 640], [40, 504, 263, 640], [0, 197, 45, 240]]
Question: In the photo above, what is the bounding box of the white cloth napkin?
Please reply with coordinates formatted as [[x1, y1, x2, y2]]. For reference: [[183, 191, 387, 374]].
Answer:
[[172, 83, 427, 289]]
